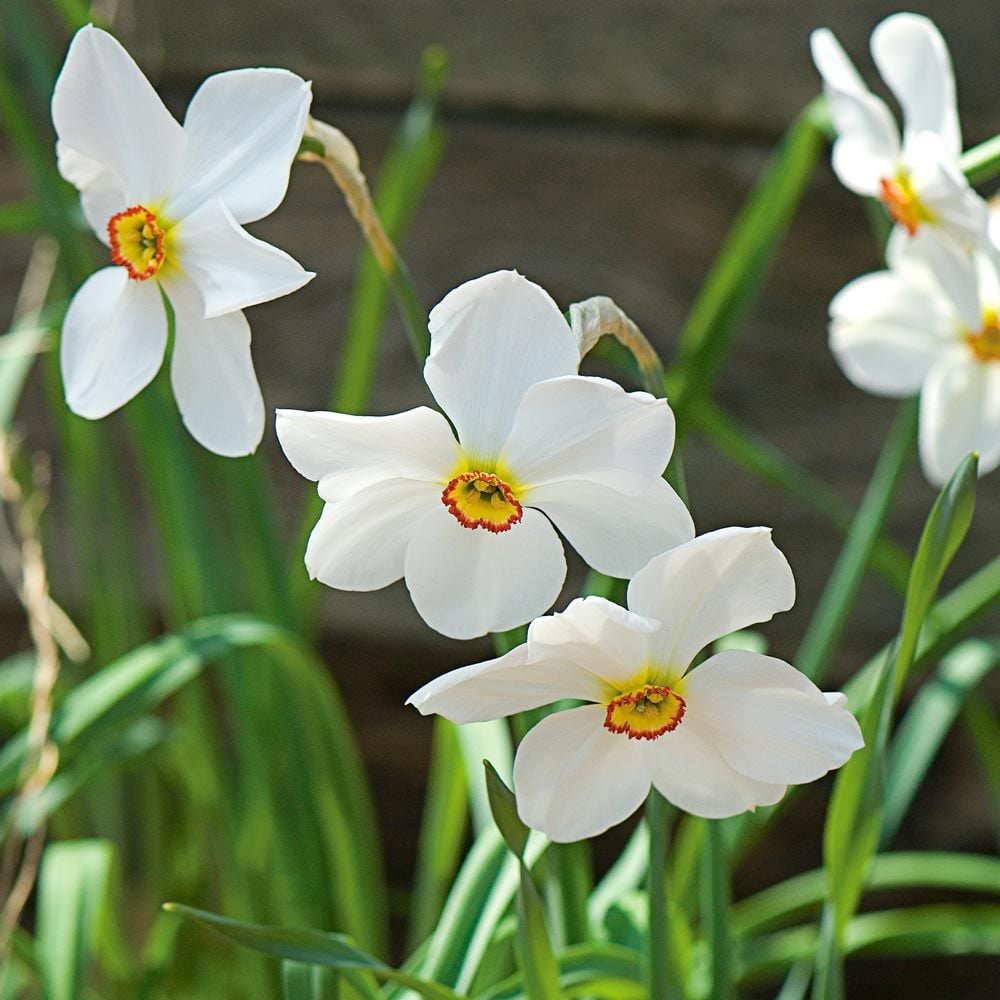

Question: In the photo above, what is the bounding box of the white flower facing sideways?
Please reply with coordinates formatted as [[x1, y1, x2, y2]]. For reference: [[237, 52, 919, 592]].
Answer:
[[830, 221, 1000, 485], [52, 25, 315, 456], [810, 13, 987, 282], [408, 528, 864, 843], [277, 270, 694, 640]]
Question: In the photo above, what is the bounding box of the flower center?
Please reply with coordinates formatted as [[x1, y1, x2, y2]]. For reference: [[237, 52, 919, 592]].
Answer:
[[878, 173, 935, 235], [604, 684, 686, 741], [966, 310, 1000, 363], [108, 205, 166, 280], [442, 471, 523, 533]]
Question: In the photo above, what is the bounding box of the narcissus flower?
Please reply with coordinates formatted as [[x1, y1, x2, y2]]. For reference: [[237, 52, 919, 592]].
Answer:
[[408, 528, 863, 841], [277, 270, 693, 640], [810, 14, 987, 274], [830, 223, 1000, 485], [53, 25, 314, 455]]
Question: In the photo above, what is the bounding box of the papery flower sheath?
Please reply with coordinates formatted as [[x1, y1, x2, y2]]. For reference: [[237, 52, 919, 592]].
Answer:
[[408, 528, 863, 841], [810, 14, 987, 280], [830, 220, 1000, 485], [53, 25, 315, 456], [277, 270, 694, 640]]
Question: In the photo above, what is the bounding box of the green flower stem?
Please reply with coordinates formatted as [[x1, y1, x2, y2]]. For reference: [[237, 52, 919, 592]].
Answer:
[[961, 133, 1000, 185], [647, 789, 683, 999]]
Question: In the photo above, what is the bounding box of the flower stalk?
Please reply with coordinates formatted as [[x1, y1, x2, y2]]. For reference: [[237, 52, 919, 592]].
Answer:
[[299, 119, 431, 361]]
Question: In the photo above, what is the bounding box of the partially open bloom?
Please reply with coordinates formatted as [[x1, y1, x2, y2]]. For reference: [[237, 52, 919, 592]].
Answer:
[[408, 528, 863, 841], [810, 14, 986, 273], [53, 25, 314, 455], [277, 270, 693, 639], [830, 222, 1000, 485]]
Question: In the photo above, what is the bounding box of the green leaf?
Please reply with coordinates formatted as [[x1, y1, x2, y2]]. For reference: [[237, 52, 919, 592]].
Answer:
[[795, 400, 917, 683], [515, 865, 561, 1000], [0, 198, 43, 233], [882, 639, 999, 845], [818, 454, 979, 994], [164, 904, 461, 1000], [963, 693, 1000, 850], [484, 761, 529, 860], [667, 99, 826, 420], [588, 823, 649, 933], [733, 852, 1000, 937], [411, 829, 549, 994], [282, 961, 343, 1000], [690, 399, 910, 594], [700, 821, 732, 1000], [407, 718, 470, 952], [477, 943, 642, 1000], [961, 132, 1000, 184], [35, 840, 116, 1000]]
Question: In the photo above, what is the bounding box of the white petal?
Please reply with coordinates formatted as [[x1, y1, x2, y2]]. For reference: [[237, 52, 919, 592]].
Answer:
[[626, 527, 795, 673], [275, 406, 457, 501], [513, 706, 651, 842], [51, 26, 184, 205], [60, 267, 166, 418], [406, 643, 607, 724], [501, 375, 675, 493], [810, 29, 900, 196], [168, 69, 312, 224], [404, 503, 566, 640], [162, 273, 264, 456], [526, 596, 662, 690], [647, 717, 787, 819], [871, 13, 961, 158], [919, 350, 1000, 486], [424, 271, 579, 463], [904, 226, 983, 331], [529, 476, 694, 579], [171, 198, 314, 317], [57, 143, 125, 243], [684, 651, 864, 785], [306, 479, 439, 590], [829, 270, 953, 396]]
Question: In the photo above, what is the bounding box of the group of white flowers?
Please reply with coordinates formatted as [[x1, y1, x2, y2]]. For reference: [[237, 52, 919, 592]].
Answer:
[[49, 13, 994, 843]]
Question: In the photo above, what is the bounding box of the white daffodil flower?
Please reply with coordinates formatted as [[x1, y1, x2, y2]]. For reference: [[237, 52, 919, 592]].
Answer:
[[830, 224, 1000, 485], [810, 13, 987, 276], [277, 270, 694, 640], [408, 528, 863, 842], [52, 25, 315, 456]]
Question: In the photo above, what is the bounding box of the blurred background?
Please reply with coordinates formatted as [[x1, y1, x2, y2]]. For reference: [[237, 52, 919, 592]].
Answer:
[[1, 1, 999, 996]]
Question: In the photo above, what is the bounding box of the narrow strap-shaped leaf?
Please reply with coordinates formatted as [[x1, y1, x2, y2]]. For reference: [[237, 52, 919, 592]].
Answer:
[[667, 99, 826, 421], [407, 718, 470, 952], [35, 840, 116, 1000], [163, 904, 461, 1000]]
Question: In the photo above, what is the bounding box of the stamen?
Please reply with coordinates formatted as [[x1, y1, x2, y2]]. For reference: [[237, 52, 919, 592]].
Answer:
[[966, 310, 1000, 363], [878, 174, 935, 236], [604, 684, 685, 741], [107, 205, 167, 281], [442, 471, 523, 533]]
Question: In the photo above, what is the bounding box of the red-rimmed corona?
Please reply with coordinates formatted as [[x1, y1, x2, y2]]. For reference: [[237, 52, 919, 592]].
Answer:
[[107, 205, 167, 281], [441, 471, 523, 533], [603, 684, 685, 740]]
